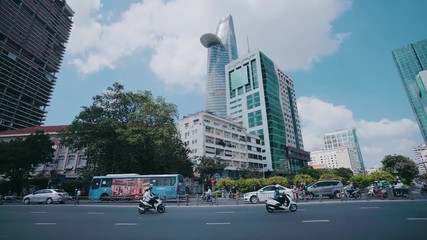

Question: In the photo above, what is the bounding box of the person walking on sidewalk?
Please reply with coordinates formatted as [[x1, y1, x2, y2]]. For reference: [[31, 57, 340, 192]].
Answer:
[[74, 189, 81, 205]]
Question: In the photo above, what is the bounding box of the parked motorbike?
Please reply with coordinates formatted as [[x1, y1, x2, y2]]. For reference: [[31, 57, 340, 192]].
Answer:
[[265, 193, 297, 213], [367, 185, 388, 199], [138, 196, 165, 214], [340, 187, 361, 200], [392, 187, 410, 198]]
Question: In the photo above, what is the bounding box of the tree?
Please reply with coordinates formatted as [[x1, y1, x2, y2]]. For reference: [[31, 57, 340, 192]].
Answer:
[[293, 174, 314, 186], [61, 82, 192, 177], [0, 131, 54, 193], [319, 173, 343, 181], [332, 168, 354, 181], [381, 155, 419, 184], [299, 166, 330, 180], [264, 176, 288, 186], [194, 156, 226, 185]]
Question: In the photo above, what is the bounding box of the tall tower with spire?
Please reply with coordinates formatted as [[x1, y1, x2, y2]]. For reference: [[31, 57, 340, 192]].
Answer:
[[201, 15, 238, 118]]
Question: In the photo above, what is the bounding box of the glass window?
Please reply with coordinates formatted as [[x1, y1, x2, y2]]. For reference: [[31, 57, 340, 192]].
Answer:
[[101, 179, 112, 187]]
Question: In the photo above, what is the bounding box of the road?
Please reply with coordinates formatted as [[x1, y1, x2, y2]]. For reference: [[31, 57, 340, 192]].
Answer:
[[1, 200, 427, 240]]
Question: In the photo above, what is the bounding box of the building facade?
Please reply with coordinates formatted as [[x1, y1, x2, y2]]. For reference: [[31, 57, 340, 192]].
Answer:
[[309, 147, 352, 170], [392, 39, 427, 143], [200, 15, 238, 118], [0, 125, 87, 179], [414, 144, 427, 174], [176, 111, 265, 178], [323, 128, 365, 174], [225, 50, 309, 173], [0, 0, 74, 131]]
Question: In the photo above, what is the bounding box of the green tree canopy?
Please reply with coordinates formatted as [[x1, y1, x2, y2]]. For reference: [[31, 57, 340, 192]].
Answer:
[[61, 82, 192, 177], [264, 176, 288, 186], [381, 155, 419, 184], [332, 168, 353, 181], [0, 131, 54, 192], [194, 156, 226, 185], [299, 166, 330, 180], [293, 174, 315, 186]]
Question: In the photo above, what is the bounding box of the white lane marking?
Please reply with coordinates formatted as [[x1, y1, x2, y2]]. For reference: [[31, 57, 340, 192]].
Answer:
[[302, 220, 330, 223], [298, 209, 307, 211], [206, 223, 231, 225], [215, 211, 234, 214], [30, 212, 47, 214], [35, 223, 56, 225], [359, 207, 380, 209], [407, 218, 427, 221], [115, 223, 138, 226], [87, 212, 105, 215]]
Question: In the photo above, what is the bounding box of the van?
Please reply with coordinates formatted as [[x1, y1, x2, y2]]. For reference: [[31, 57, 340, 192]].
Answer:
[[306, 180, 344, 199]]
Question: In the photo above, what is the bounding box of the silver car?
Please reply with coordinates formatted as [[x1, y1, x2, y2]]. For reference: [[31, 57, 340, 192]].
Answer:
[[23, 189, 69, 204]]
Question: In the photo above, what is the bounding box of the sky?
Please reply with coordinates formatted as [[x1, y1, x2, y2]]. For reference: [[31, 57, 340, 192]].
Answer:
[[44, 0, 427, 169]]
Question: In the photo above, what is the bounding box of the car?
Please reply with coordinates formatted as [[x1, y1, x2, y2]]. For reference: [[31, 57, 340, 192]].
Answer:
[[23, 189, 70, 205], [305, 180, 344, 199], [243, 185, 293, 204]]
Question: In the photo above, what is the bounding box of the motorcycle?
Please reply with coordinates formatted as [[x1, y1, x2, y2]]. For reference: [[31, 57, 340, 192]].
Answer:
[[265, 193, 297, 213], [392, 187, 410, 198], [340, 187, 361, 200], [367, 185, 388, 199], [138, 196, 165, 214]]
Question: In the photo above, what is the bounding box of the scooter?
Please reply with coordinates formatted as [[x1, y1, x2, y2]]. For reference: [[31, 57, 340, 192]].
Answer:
[[265, 193, 297, 213], [340, 187, 361, 200], [367, 185, 388, 199], [392, 187, 410, 198], [138, 196, 166, 214]]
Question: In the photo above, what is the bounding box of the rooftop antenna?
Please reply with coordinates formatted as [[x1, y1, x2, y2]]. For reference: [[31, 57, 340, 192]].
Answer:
[[246, 35, 250, 53]]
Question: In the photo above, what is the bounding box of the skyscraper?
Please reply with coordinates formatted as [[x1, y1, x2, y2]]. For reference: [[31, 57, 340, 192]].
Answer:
[[225, 50, 309, 173], [323, 128, 365, 174], [392, 39, 427, 143], [200, 15, 238, 118], [0, 0, 74, 131]]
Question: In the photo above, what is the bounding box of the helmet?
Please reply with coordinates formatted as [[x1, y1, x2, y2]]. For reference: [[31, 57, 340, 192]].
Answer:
[[275, 184, 280, 188]]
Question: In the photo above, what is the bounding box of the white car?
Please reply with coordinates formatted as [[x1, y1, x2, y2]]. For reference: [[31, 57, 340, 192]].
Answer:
[[23, 189, 69, 205], [243, 185, 293, 204]]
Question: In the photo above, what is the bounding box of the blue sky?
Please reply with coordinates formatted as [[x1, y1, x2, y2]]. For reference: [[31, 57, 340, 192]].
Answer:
[[45, 0, 426, 168]]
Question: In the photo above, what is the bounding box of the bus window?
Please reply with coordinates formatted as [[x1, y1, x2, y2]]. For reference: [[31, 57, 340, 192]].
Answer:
[[91, 178, 100, 190], [101, 178, 112, 187]]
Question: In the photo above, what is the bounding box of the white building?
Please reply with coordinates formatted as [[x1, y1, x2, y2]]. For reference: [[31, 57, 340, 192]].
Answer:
[[414, 144, 427, 174], [323, 128, 365, 174], [176, 111, 265, 174], [309, 147, 352, 170]]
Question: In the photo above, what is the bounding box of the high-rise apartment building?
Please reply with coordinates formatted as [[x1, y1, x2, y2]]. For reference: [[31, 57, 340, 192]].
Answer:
[[176, 111, 265, 179], [200, 15, 238, 118], [0, 0, 74, 131], [225, 50, 309, 173], [323, 128, 365, 174], [392, 39, 427, 143], [414, 144, 427, 174]]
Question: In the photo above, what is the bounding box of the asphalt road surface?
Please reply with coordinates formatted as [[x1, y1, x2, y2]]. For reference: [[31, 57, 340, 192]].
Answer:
[[1, 200, 426, 240]]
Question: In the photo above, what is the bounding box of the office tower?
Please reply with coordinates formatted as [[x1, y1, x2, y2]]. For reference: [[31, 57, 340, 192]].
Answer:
[[200, 15, 238, 118], [0, 0, 74, 131], [225, 50, 309, 173], [323, 128, 365, 174], [392, 39, 427, 143]]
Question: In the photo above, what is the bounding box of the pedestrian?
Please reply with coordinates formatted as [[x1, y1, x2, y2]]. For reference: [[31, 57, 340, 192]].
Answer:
[[74, 189, 81, 205]]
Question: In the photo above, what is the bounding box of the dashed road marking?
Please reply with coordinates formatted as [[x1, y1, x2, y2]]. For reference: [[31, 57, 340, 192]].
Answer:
[[359, 207, 380, 209], [206, 222, 231, 225], [35, 223, 56, 225], [114, 223, 138, 226], [215, 211, 234, 214], [87, 212, 105, 215], [30, 211, 47, 214], [407, 218, 427, 221], [302, 220, 330, 223]]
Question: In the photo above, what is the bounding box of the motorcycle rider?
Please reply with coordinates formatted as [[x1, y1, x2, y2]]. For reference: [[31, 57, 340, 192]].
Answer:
[[143, 186, 156, 209], [274, 184, 289, 206]]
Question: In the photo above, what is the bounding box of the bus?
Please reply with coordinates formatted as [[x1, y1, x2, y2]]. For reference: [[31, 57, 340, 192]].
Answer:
[[88, 173, 185, 200]]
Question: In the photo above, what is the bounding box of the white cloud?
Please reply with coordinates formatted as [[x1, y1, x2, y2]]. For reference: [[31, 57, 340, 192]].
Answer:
[[298, 96, 422, 168], [65, 0, 352, 92]]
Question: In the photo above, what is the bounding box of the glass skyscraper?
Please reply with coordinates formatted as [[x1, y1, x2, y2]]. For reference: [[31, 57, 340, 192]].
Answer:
[[323, 128, 365, 174], [0, 0, 74, 131], [201, 15, 238, 118], [392, 39, 427, 143], [225, 50, 309, 173]]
